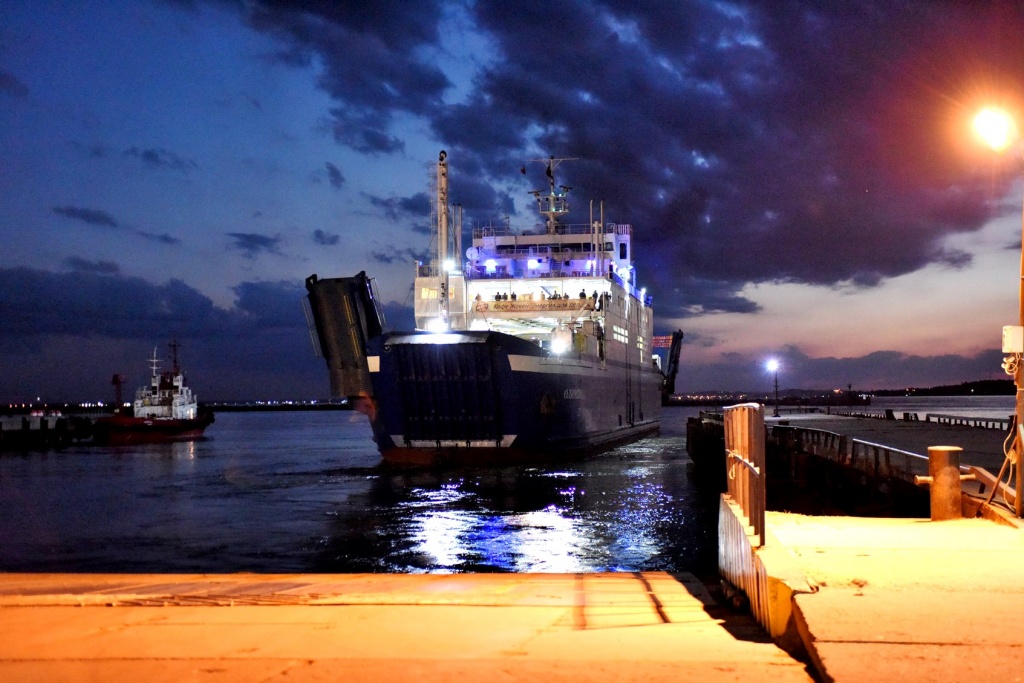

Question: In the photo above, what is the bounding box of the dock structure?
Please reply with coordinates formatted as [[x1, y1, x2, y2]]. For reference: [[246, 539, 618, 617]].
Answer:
[[0, 572, 813, 682], [713, 408, 1024, 682]]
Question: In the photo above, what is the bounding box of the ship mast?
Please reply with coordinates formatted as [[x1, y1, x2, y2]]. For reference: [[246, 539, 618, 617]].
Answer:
[[529, 155, 576, 234], [168, 338, 181, 374], [437, 150, 449, 274], [437, 150, 451, 329]]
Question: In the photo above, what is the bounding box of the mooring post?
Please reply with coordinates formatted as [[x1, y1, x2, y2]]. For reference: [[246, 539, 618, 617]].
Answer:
[[914, 446, 974, 521]]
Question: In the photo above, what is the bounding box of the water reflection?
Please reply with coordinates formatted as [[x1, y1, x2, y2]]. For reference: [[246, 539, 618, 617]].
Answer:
[[0, 409, 717, 574], [315, 414, 718, 575]]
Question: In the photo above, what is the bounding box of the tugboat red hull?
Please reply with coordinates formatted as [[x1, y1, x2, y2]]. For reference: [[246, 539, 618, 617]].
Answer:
[[93, 412, 214, 445]]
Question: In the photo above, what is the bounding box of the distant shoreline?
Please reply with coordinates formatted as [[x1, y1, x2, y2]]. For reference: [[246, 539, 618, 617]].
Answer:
[[206, 403, 352, 413]]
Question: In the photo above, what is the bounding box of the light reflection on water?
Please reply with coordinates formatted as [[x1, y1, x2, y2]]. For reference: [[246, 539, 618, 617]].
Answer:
[[0, 408, 718, 574]]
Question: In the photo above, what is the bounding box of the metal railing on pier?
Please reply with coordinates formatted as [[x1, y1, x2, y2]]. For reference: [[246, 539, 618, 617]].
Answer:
[[830, 409, 1013, 430], [925, 413, 1013, 430]]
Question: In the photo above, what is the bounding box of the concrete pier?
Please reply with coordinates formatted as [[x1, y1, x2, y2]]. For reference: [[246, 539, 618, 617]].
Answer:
[[0, 572, 813, 682], [712, 410, 1024, 682], [759, 513, 1024, 682]]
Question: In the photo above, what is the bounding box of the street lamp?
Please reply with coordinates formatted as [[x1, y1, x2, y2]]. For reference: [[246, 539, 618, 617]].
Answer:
[[766, 358, 780, 418], [975, 106, 1023, 518]]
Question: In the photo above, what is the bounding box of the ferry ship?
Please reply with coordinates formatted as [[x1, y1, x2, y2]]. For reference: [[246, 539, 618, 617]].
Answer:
[[305, 151, 682, 465], [93, 341, 214, 444]]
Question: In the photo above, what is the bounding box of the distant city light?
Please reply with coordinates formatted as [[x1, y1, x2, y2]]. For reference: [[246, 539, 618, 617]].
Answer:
[[974, 107, 1017, 152]]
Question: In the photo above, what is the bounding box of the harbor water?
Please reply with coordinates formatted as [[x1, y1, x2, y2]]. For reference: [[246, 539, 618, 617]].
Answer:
[[1, 396, 1011, 575], [0, 407, 718, 575]]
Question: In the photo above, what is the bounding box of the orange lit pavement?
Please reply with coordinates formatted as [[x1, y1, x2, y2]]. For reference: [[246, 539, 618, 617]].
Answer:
[[0, 572, 813, 682], [760, 513, 1024, 682]]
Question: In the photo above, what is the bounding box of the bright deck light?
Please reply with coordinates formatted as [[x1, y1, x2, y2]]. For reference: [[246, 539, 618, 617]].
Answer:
[[974, 107, 1017, 152], [425, 317, 448, 332], [766, 359, 779, 373]]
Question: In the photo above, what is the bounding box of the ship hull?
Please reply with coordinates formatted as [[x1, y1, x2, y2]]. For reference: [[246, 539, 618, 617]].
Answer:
[[93, 412, 214, 445], [363, 331, 663, 466]]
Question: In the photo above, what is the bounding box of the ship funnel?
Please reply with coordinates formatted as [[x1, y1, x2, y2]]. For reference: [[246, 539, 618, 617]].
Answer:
[[304, 272, 385, 399]]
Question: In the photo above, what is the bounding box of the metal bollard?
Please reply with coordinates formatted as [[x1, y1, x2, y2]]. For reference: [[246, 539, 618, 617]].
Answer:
[[914, 446, 975, 521]]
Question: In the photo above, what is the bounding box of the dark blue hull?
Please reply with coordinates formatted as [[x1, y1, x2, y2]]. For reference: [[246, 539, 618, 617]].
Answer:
[[363, 331, 663, 465]]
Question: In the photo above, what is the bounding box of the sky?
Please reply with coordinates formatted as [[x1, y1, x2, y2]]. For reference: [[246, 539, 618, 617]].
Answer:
[[2, 0, 1024, 403]]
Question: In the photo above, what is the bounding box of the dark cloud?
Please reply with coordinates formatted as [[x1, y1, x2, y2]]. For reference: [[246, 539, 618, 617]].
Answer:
[[0, 267, 222, 339], [657, 276, 760, 318], [365, 191, 431, 220], [53, 205, 119, 228], [0, 70, 29, 97], [136, 230, 182, 245], [62, 257, 120, 275], [232, 280, 307, 327], [312, 229, 340, 246], [0, 267, 324, 401], [241, 1, 449, 154], [325, 161, 345, 188], [226, 232, 282, 259], [233, 1, 1024, 317], [124, 146, 199, 172], [321, 110, 405, 154], [370, 246, 426, 265]]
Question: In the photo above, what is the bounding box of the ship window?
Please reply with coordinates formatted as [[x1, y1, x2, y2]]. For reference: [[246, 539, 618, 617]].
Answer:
[[420, 287, 438, 300], [619, 243, 627, 259]]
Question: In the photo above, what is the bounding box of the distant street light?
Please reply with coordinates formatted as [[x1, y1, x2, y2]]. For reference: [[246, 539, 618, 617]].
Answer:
[[766, 359, 780, 418], [975, 106, 1023, 518]]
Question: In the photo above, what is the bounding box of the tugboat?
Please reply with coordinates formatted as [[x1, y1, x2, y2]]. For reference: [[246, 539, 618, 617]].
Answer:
[[93, 341, 214, 444], [305, 151, 683, 465]]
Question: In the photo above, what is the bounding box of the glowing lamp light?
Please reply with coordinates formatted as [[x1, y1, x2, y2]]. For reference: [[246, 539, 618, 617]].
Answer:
[[766, 359, 780, 373], [550, 327, 573, 355], [425, 317, 448, 332], [551, 337, 570, 355], [528, 258, 540, 270], [484, 259, 497, 273], [974, 107, 1017, 152], [443, 258, 456, 272]]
